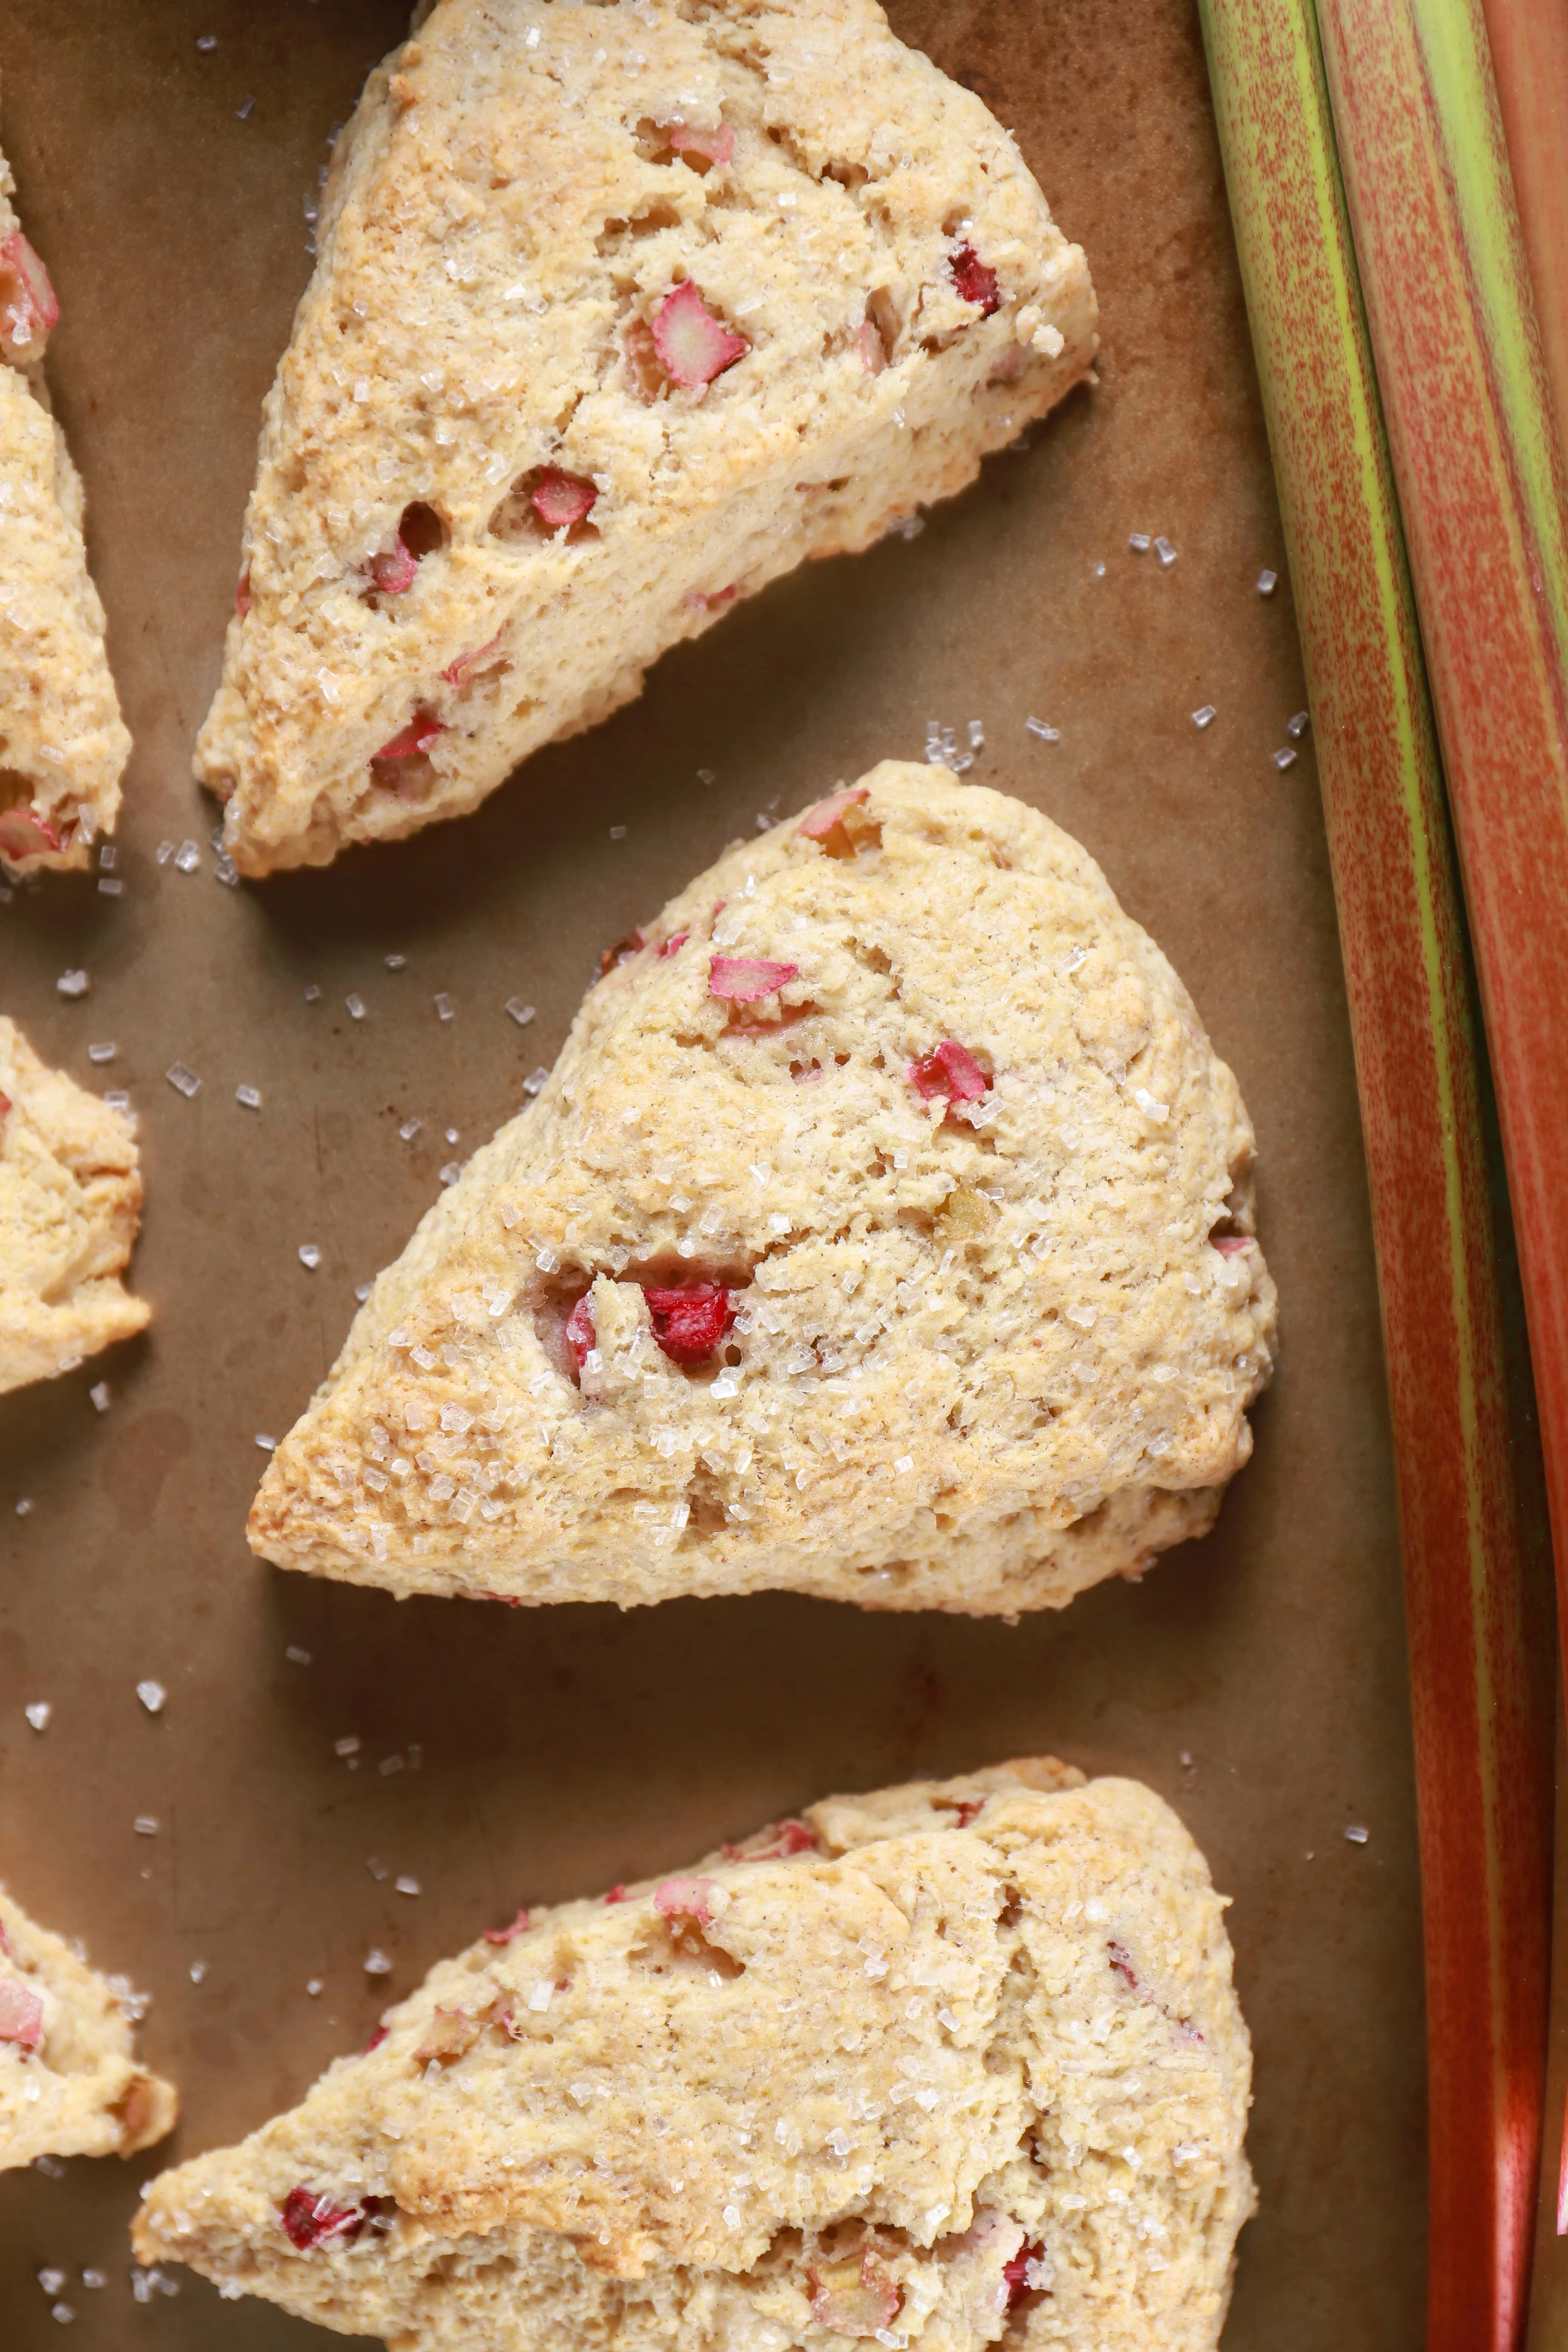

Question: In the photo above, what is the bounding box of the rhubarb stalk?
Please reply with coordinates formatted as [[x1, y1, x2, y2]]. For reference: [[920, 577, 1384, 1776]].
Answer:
[[1199, 3, 1554, 2345], [1476, 0, 1568, 464]]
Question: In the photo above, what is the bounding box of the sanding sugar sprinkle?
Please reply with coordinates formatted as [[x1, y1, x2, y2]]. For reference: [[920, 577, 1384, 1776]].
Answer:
[[307, 1977, 324, 1997], [385, 953, 407, 970], [364, 1949, 393, 1976], [433, 992, 454, 1021], [395, 1876, 421, 1897], [1272, 746, 1298, 770], [235, 1083, 262, 1109], [1343, 1824, 1370, 1844], [16, 1498, 32, 1516], [57, 969, 88, 998], [346, 993, 366, 1020], [1257, 568, 1279, 595], [1191, 705, 1217, 730], [1287, 709, 1311, 738], [136, 1680, 166, 1715], [505, 998, 536, 1026], [236, 92, 255, 119], [89, 1382, 111, 1412], [285, 1645, 311, 1664], [104, 1089, 131, 1113], [355, 1282, 372, 1303], [335, 1736, 360, 1756], [1128, 531, 1151, 553], [165, 1062, 201, 1097], [522, 1067, 549, 1097], [1024, 716, 1060, 743], [24, 1702, 50, 1731], [298, 1244, 322, 1271], [304, 983, 321, 1002], [609, 824, 628, 841], [87, 1041, 116, 1063], [399, 1116, 421, 1141], [1153, 535, 1178, 567], [133, 1817, 158, 1837], [254, 1433, 277, 1452]]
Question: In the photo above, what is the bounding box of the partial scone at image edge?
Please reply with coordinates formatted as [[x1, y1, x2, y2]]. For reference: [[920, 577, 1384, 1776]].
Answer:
[[0, 1884, 177, 2170], [199, 0, 1097, 874], [248, 764, 1276, 1615], [133, 1757, 1254, 2352]]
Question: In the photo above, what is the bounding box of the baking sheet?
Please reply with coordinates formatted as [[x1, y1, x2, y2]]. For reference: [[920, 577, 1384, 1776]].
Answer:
[[0, 1, 1426, 2342]]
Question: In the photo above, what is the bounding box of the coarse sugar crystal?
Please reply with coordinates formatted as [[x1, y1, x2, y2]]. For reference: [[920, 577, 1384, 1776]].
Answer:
[[1191, 705, 1216, 730], [235, 1083, 262, 1109], [505, 998, 536, 1026], [136, 1680, 166, 1714], [174, 841, 201, 873], [346, 994, 366, 1020], [165, 1062, 201, 1097], [1257, 568, 1278, 595], [87, 1041, 116, 1063], [433, 992, 454, 1021], [1272, 746, 1298, 770], [1025, 716, 1059, 742], [298, 1243, 322, 1270]]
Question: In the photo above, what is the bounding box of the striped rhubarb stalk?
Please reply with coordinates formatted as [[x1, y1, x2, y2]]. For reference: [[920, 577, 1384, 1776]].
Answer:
[[1198, 3, 1554, 2345], [1476, 0, 1568, 462]]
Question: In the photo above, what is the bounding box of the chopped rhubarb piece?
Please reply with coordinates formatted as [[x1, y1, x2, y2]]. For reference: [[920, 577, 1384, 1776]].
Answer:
[[708, 954, 799, 1002], [600, 926, 646, 976], [642, 1284, 735, 1365], [652, 1874, 720, 1925], [235, 567, 252, 618], [0, 806, 63, 862], [857, 318, 887, 374], [414, 2007, 483, 2065], [907, 1040, 989, 1104], [481, 1589, 524, 1607], [442, 633, 502, 686], [530, 467, 599, 532], [1211, 1233, 1255, 1256], [1003, 2245, 1046, 2308], [0, 1095, 12, 1122], [723, 1818, 819, 1861], [0, 1976, 44, 2050], [0, 230, 59, 355], [362, 2024, 389, 2053], [1172, 2016, 1207, 2047], [280, 2187, 365, 2251], [799, 786, 869, 841], [652, 280, 748, 389], [372, 710, 444, 763], [484, 1906, 531, 1945], [808, 2251, 901, 2337], [603, 1883, 628, 1904], [951, 242, 1001, 316], [1107, 1939, 1142, 1992], [657, 932, 689, 958], [368, 536, 420, 595], [565, 1292, 596, 1373], [685, 582, 738, 610], [949, 1798, 983, 1828], [669, 121, 735, 167]]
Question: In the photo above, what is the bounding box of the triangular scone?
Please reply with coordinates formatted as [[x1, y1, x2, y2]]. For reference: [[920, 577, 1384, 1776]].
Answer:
[[0, 1014, 150, 1395], [250, 766, 1276, 1614], [0, 1883, 176, 2168], [200, 0, 1097, 876], [0, 127, 131, 874], [134, 1759, 1254, 2349]]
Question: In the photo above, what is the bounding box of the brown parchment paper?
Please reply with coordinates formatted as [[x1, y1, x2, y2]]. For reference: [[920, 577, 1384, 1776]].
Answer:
[[0, 2, 1425, 2344]]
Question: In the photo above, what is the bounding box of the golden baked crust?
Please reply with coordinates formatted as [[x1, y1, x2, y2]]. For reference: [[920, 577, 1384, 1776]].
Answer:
[[0, 1013, 150, 1395], [249, 766, 1275, 1613], [0, 1883, 176, 2169], [134, 1760, 1254, 2349], [199, 0, 1098, 874], [0, 128, 131, 874]]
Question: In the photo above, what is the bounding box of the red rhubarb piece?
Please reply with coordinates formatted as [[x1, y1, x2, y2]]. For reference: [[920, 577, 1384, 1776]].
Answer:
[[857, 319, 887, 374], [642, 1284, 735, 1365], [0, 1097, 9, 1122], [442, 633, 502, 687], [368, 536, 420, 596], [1107, 1939, 1142, 1992], [235, 567, 252, 618], [372, 710, 444, 763], [907, 1041, 989, 1104], [657, 932, 689, 958], [652, 280, 748, 389], [362, 2024, 389, 2053], [280, 2187, 365, 2251], [950, 242, 1001, 317], [669, 121, 735, 167], [1211, 1233, 1255, 1257], [565, 1293, 596, 1373], [653, 1875, 720, 1925], [1003, 2246, 1045, 2309], [0, 806, 63, 862], [600, 926, 646, 977], [484, 1907, 531, 1945], [949, 1798, 983, 1829], [0, 1976, 44, 2050], [603, 1883, 628, 1904], [0, 231, 59, 355], [709, 954, 798, 1002], [723, 1818, 819, 1861], [808, 2252, 901, 2337], [798, 786, 868, 841], [530, 467, 599, 532]]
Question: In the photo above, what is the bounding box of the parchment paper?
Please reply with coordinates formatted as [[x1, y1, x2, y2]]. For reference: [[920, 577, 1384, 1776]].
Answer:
[[0, 2, 1424, 2343]]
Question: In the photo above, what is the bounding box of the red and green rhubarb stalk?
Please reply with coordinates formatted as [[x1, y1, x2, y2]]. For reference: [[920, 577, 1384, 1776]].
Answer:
[[1313, 0, 1568, 2260], [1197, 3, 1554, 2346], [1476, 0, 1568, 466]]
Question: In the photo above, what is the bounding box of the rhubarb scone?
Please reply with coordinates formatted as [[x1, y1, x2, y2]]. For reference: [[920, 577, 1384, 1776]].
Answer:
[[249, 765, 1276, 1614], [0, 1883, 176, 2169], [201, 0, 1097, 875], [0, 1014, 150, 1394], [134, 1758, 1254, 2349], [0, 124, 131, 874]]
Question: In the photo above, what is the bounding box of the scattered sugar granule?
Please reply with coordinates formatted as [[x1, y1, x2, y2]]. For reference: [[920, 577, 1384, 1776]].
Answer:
[[103, 1089, 131, 1113], [196, 31, 217, 49], [334, 1735, 360, 1756], [1344, 1824, 1370, 1845], [254, 1433, 277, 1452], [395, 1877, 421, 1897], [136, 1680, 166, 1715], [214, 853, 239, 888], [380, 1754, 405, 1777], [133, 1816, 159, 1837], [522, 1067, 549, 1097], [236, 93, 255, 119], [1287, 709, 1311, 738], [298, 1244, 322, 1270], [355, 1282, 372, 1303], [285, 1645, 312, 1665], [385, 952, 406, 970], [87, 1041, 116, 1063], [1191, 704, 1217, 729], [1024, 716, 1060, 742], [80, 2272, 105, 2291], [1257, 567, 1279, 595], [174, 840, 201, 873], [89, 1381, 111, 1413], [505, 998, 536, 1027], [304, 983, 321, 1002], [16, 1498, 32, 1516], [967, 719, 984, 750], [399, 1116, 421, 1141], [696, 766, 716, 785], [99, 844, 116, 873], [433, 992, 454, 1021], [444, 1127, 459, 1144], [439, 1161, 462, 1187], [235, 1083, 262, 1110], [165, 1062, 201, 1098], [155, 840, 175, 866], [364, 1949, 393, 1976], [1273, 746, 1298, 770], [97, 876, 122, 898], [1128, 531, 1151, 553], [1153, 534, 1178, 567], [57, 969, 89, 998], [189, 1960, 207, 1984], [346, 993, 366, 1020], [366, 1857, 388, 1883], [609, 824, 628, 841], [307, 1977, 324, 1997], [24, 1702, 50, 1731]]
